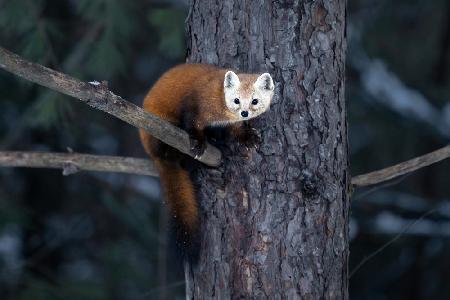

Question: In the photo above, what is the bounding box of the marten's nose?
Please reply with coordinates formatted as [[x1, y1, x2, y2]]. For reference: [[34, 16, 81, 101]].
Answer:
[[241, 111, 248, 118]]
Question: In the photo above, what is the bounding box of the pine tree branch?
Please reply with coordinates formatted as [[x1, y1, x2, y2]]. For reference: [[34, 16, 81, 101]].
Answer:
[[0, 46, 221, 166], [0, 151, 157, 177], [351, 145, 450, 187]]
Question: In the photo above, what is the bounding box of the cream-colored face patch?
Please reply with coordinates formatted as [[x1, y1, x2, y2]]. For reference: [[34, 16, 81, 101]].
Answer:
[[223, 71, 274, 122]]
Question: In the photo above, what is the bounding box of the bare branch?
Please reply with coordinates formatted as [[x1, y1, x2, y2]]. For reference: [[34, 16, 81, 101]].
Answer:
[[1, 145, 449, 187], [0, 151, 157, 177], [352, 145, 450, 187], [0, 46, 221, 166]]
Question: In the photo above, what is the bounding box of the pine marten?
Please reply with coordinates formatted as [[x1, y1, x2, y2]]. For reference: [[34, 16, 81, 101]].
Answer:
[[139, 64, 274, 256]]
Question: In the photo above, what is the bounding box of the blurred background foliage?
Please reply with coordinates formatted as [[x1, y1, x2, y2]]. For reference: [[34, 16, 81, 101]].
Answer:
[[0, 0, 449, 299]]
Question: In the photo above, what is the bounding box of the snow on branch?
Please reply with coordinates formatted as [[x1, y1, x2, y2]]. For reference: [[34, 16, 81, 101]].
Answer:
[[0, 46, 221, 166]]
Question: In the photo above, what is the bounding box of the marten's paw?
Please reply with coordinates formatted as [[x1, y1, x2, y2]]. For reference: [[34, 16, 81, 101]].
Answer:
[[239, 127, 261, 149], [189, 136, 206, 158]]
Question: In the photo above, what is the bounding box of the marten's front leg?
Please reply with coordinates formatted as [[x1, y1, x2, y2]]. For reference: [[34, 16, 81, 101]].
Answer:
[[228, 122, 261, 148], [181, 117, 207, 159], [178, 101, 207, 158], [189, 125, 206, 158]]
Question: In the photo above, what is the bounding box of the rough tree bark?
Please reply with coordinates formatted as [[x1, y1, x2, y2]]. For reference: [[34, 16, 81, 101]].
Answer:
[[185, 0, 348, 299]]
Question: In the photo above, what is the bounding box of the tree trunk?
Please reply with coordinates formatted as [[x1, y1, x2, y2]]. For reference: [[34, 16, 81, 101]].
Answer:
[[185, 0, 348, 299]]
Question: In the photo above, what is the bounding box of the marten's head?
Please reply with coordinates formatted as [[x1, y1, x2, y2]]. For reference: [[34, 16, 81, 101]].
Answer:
[[223, 71, 274, 121]]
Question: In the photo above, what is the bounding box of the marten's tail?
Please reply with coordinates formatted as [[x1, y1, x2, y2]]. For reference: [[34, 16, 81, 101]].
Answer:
[[154, 159, 200, 262]]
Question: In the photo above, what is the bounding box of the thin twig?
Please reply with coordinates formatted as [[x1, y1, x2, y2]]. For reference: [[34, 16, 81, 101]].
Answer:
[[349, 208, 437, 278], [352, 145, 450, 187], [352, 174, 411, 201], [0, 46, 221, 166]]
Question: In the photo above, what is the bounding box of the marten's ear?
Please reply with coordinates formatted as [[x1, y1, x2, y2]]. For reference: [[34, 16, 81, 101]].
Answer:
[[255, 73, 274, 91], [224, 71, 240, 89]]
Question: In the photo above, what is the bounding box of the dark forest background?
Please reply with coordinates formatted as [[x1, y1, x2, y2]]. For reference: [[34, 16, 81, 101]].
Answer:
[[0, 0, 449, 299]]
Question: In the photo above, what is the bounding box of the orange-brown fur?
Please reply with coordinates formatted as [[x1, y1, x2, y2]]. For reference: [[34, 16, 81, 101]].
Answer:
[[139, 64, 253, 250]]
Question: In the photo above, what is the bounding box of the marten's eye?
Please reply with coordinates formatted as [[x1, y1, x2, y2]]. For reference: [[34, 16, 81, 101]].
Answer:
[[252, 99, 259, 105], [234, 98, 240, 104]]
